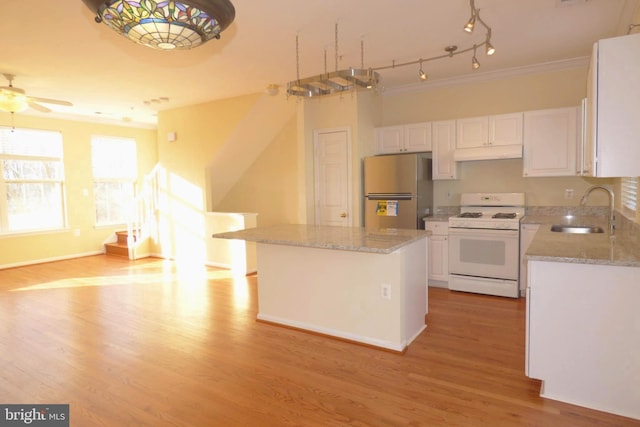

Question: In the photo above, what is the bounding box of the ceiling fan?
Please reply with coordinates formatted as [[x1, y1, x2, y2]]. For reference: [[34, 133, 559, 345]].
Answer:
[[0, 73, 73, 114]]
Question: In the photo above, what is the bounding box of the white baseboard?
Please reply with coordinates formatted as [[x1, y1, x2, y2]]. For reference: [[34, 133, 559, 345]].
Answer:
[[257, 313, 413, 352], [0, 251, 104, 270]]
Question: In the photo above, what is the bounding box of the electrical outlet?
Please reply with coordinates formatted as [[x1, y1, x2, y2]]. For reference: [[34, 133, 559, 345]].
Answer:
[[565, 189, 574, 200], [381, 284, 391, 300]]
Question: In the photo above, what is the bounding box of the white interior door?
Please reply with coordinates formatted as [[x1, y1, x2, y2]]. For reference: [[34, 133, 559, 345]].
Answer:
[[314, 128, 351, 226]]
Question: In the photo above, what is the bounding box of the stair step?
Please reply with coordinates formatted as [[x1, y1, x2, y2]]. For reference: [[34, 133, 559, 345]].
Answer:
[[105, 242, 130, 257], [115, 230, 140, 245]]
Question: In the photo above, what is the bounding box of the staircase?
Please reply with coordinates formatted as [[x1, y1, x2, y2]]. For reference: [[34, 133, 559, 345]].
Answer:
[[104, 165, 160, 259], [104, 230, 139, 258]]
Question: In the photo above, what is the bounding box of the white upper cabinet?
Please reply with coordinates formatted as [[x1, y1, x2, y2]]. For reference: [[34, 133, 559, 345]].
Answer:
[[456, 113, 523, 148], [522, 107, 579, 177], [585, 33, 640, 177], [375, 126, 404, 154], [490, 113, 524, 146], [432, 120, 458, 180], [456, 116, 488, 148], [375, 122, 431, 154], [404, 122, 432, 152]]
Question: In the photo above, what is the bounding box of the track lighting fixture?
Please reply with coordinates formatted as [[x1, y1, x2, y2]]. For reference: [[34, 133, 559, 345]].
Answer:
[[472, 45, 480, 70], [485, 40, 495, 56], [464, 0, 477, 33], [419, 60, 428, 81], [286, 0, 495, 98]]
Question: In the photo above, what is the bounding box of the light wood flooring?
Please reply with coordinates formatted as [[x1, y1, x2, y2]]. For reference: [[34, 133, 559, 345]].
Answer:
[[0, 255, 638, 426]]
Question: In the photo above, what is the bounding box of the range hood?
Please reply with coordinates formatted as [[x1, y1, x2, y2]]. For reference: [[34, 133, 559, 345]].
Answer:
[[453, 144, 523, 162]]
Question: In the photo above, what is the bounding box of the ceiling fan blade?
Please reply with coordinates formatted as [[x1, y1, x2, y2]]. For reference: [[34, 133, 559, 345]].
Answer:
[[0, 85, 26, 95], [29, 96, 72, 107], [28, 101, 51, 113]]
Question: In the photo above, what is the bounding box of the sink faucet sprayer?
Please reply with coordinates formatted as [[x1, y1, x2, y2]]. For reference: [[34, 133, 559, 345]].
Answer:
[[579, 185, 615, 234]]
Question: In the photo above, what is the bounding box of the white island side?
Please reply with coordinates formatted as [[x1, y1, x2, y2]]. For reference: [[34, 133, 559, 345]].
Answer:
[[213, 224, 430, 352]]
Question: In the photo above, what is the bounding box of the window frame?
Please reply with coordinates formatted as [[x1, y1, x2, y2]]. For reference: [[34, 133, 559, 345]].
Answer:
[[0, 127, 67, 235], [91, 136, 137, 227]]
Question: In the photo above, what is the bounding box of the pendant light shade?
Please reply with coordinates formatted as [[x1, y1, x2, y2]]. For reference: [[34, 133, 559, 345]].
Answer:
[[82, 0, 235, 50]]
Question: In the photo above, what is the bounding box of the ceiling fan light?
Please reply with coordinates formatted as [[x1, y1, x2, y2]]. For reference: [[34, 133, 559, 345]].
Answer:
[[0, 94, 29, 113], [82, 0, 235, 50]]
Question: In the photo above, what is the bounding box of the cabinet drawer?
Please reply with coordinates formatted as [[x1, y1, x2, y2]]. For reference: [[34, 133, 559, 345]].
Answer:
[[424, 221, 449, 235]]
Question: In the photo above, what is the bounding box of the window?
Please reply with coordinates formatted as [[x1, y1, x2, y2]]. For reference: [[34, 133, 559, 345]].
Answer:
[[621, 177, 638, 212], [0, 127, 66, 233], [91, 136, 137, 226]]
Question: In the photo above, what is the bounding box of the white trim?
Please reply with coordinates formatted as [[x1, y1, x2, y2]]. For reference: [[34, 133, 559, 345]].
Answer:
[[0, 251, 104, 270], [257, 313, 422, 352], [383, 57, 590, 97]]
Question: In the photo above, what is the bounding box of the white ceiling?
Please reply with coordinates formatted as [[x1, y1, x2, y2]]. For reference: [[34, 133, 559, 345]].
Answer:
[[1, 0, 638, 128]]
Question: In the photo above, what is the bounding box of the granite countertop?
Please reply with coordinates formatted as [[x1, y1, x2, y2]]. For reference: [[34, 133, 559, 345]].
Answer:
[[422, 215, 450, 223], [524, 215, 640, 267], [212, 224, 430, 254]]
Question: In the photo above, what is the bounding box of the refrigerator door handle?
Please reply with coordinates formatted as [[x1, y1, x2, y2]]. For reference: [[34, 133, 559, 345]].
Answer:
[[366, 193, 414, 200]]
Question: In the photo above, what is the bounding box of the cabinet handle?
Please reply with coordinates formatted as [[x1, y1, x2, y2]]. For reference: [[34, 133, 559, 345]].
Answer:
[[340, 212, 347, 218]]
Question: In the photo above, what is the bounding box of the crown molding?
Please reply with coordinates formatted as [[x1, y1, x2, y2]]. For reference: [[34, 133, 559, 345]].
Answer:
[[382, 56, 590, 97]]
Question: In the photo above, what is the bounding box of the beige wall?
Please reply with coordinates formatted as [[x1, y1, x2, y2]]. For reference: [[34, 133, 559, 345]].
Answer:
[[155, 92, 299, 261], [381, 66, 615, 208], [0, 113, 157, 267]]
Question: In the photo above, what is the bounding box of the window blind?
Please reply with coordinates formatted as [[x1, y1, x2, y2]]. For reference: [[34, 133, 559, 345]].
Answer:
[[621, 177, 638, 212]]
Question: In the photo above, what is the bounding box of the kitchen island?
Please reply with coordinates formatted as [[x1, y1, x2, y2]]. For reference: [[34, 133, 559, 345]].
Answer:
[[524, 223, 640, 420], [213, 224, 430, 352]]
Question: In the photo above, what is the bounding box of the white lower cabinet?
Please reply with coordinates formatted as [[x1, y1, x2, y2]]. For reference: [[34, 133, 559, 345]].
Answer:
[[424, 220, 448, 286], [526, 260, 640, 419], [519, 223, 539, 295]]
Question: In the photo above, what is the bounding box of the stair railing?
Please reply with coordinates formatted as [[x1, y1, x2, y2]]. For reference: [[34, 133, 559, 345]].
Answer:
[[126, 164, 161, 259]]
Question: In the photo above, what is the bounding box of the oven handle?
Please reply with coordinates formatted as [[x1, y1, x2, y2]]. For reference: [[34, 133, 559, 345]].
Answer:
[[448, 228, 519, 238]]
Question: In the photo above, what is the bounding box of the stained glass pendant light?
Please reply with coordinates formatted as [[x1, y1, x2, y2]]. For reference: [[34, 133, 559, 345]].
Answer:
[[82, 0, 235, 50]]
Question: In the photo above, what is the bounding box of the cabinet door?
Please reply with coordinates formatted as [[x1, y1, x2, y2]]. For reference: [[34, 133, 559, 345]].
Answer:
[[428, 236, 449, 282], [519, 224, 539, 294], [523, 107, 578, 177], [490, 113, 523, 146], [592, 33, 640, 177], [404, 122, 432, 152], [456, 117, 488, 148], [432, 120, 458, 180], [375, 126, 404, 154]]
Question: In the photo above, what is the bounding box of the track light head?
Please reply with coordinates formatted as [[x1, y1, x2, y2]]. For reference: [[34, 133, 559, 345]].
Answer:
[[486, 40, 496, 56], [472, 45, 480, 70], [464, 13, 476, 33], [418, 60, 427, 81], [464, 0, 477, 32]]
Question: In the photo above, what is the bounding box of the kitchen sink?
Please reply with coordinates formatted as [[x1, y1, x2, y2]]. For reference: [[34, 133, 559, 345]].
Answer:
[[550, 224, 605, 234]]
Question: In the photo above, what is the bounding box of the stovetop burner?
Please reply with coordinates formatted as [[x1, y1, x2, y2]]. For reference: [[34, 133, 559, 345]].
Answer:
[[458, 212, 483, 218], [492, 212, 517, 219]]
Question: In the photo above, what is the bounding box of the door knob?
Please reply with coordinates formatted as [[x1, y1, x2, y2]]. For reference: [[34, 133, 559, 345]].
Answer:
[[340, 212, 347, 218]]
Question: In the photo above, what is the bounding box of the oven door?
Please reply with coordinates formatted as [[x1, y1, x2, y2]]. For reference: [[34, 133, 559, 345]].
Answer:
[[448, 227, 519, 280]]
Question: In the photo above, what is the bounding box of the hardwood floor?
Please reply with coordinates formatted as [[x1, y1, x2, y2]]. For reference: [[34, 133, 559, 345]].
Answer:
[[0, 255, 637, 426]]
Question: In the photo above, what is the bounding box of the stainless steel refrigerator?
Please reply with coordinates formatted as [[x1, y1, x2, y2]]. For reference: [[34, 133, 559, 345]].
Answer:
[[363, 153, 433, 229]]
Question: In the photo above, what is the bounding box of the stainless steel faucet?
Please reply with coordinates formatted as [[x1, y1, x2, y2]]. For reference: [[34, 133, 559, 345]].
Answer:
[[580, 185, 615, 234]]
